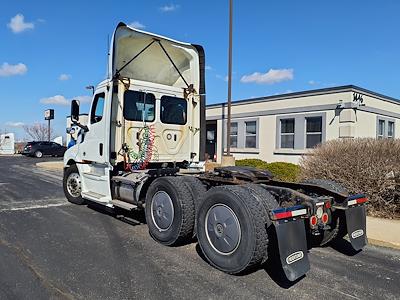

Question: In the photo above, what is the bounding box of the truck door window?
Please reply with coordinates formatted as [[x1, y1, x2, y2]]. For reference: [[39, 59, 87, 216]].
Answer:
[[90, 93, 105, 124], [160, 96, 187, 125], [124, 90, 155, 122]]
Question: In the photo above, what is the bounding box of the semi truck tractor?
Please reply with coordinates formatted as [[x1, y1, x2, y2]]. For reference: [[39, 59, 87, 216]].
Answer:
[[63, 22, 368, 281]]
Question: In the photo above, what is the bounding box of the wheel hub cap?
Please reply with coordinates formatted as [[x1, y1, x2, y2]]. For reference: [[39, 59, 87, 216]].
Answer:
[[151, 191, 174, 232], [66, 173, 81, 197], [205, 204, 241, 255]]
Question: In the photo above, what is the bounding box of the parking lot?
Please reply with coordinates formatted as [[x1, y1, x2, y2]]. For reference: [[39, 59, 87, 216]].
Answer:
[[0, 156, 399, 299]]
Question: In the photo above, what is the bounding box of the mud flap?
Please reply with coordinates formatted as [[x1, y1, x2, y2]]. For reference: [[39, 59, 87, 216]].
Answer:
[[274, 219, 310, 281], [345, 206, 367, 251]]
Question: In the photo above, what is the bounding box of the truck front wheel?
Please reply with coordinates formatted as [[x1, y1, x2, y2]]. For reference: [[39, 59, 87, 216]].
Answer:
[[196, 185, 268, 274], [145, 176, 195, 246], [63, 164, 85, 205]]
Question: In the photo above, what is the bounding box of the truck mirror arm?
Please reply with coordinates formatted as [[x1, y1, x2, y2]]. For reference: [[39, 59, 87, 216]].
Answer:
[[72, 121, 89, 132]]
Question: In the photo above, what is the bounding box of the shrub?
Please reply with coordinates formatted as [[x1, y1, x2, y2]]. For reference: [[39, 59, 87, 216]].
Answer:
[[300, 138, 400, 219], [235, 159, 269, 169], [266, 162, 301, 182], [235, 159, 300, 182]]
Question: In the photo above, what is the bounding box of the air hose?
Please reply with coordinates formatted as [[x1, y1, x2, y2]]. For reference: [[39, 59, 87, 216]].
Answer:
[[125, 125, 156, 171]]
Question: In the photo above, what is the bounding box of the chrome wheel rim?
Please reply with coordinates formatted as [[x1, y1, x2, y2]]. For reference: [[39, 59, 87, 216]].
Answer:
[[151, 191, 174, 232], [205, 204, 241, 255], [66, 173, 81, 197]]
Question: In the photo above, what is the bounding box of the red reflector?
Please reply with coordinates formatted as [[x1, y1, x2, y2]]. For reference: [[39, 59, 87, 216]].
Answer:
[[310, 215, 318, 226], [274, 211, 292, 219], [325, 201, 331, 209], [321, 213, 329, 224], [356, 198, 367, 204]]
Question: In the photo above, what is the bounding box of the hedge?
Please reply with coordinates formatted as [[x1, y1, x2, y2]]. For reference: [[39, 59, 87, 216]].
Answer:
[[235, 159, 300, 182], [300, 138, 400, 219]]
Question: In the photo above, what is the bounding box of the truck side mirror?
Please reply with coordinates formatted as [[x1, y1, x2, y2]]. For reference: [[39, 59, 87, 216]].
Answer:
[[71, 100, 80, 122]]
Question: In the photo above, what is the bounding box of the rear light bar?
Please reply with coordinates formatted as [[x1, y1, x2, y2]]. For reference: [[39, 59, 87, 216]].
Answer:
[[272, 205, 308, 220], [347, 195, 368, 206]]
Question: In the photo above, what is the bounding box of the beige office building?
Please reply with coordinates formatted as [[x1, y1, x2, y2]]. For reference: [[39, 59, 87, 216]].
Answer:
[[205, 85, 400, 164]]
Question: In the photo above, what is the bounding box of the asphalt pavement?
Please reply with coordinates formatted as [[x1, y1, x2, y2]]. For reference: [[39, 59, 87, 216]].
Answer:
[[0, 156, 399, 300]]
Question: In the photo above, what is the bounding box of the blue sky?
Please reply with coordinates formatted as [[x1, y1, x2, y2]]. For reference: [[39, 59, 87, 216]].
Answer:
[[1, 0, 400, 140]]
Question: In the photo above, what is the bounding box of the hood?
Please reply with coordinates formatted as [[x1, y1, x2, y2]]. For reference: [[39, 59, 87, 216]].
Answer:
[[108, 22, 200, 91]]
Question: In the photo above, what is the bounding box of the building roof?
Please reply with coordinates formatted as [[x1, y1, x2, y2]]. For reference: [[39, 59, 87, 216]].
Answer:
[[206, 85, 400, 108]]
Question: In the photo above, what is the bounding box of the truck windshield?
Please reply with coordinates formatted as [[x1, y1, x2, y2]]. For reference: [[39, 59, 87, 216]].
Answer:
[[160, 96, 187, 125], [124, 90, 155, 122]]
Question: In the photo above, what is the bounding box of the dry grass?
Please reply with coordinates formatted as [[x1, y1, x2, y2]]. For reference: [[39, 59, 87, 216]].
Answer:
[[300, 138, 400, 219]]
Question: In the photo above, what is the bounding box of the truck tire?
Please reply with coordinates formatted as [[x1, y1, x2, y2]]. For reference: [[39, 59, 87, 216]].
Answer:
[[34, 150, 43, 158], [196, 185, 268, 274], [302, 179, 347, 246], [145, 176, 195, 246], [63, 164, 85, 205], [242, 184, 280, 263], [181, 176, 207, 237]]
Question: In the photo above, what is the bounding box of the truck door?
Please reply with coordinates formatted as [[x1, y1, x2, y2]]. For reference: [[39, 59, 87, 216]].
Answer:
[[81, 90, 107, 163]]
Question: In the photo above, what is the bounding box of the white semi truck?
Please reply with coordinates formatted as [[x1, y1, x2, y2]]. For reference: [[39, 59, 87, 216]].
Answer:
[[63, 23, 368, 281]]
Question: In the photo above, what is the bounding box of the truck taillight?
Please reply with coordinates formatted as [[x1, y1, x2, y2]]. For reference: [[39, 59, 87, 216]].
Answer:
[[310, 215, 318, 226], [321, 213, 329, 224]]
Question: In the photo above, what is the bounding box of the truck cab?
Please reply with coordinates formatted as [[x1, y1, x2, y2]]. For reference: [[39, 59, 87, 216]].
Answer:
[[64, 22, 206, 205]]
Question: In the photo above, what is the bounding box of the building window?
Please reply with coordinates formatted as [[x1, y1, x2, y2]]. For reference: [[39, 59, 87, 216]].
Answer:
[[280, 118, 295, 148], [230, 122, 238, 148], [377, 118, 395, 139], [306, 117, 323, 148], [377, 119, 385, 139], [245, 121, 257, 148], [388, 121, 395, 139]]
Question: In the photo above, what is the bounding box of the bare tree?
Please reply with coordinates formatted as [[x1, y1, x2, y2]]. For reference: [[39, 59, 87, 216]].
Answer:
[[23, 123, 54, 141]]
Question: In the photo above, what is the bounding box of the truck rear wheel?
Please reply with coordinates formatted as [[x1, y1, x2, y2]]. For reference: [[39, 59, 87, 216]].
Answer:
[[63, 164, 85, 205], [196, 185, 268, 274], [145, 176, 195, 246]]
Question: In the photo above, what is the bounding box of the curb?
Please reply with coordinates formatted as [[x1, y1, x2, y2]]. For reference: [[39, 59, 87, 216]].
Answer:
[[367, 238, 400, 250]]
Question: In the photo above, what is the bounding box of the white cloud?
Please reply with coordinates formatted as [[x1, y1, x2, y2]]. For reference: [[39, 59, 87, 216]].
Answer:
[[205, 65, 212, 70], [74, 95, 92, 103], [39, 94, 92, 106], [308, 80, 318, 85], [40, 95, 69, 105], [160, 4, 180, 12], [240, 68, 294, 85], [6, 121, 25, 127], [216, 74, 228, 82], [7, 14, 34, 33], [128, 21, 146, 30], [0, 62, 28, 77], [59, 74, 71, 81]]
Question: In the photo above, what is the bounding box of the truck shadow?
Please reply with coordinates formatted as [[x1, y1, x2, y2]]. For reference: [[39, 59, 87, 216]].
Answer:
[[196, 239, 305, 289], [87, 202, 307, 288], [329, 238, 361, 256], [86, 202, 147, 226]]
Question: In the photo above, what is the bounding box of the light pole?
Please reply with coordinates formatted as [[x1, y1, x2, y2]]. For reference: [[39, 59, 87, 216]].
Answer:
[[44, 109, 54, 141], [226, 0, 233, 157], [86, 85, 95, 95]]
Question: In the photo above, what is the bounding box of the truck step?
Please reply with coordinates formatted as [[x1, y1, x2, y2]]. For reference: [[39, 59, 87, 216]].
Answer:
[[111, 199, 138, 211]]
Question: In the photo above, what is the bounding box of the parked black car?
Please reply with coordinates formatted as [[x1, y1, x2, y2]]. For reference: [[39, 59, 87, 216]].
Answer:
[[22, 141, 66, 158]]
